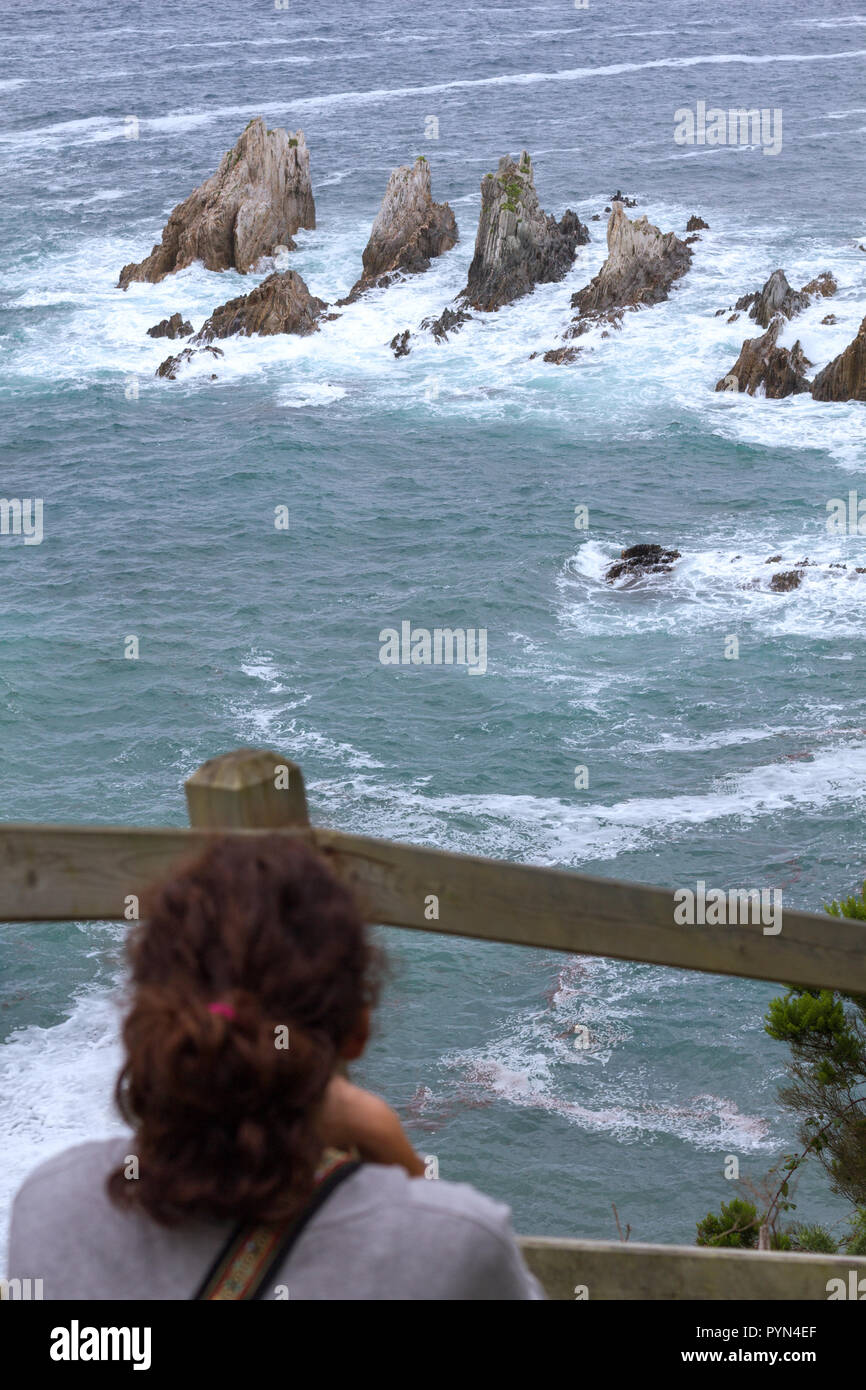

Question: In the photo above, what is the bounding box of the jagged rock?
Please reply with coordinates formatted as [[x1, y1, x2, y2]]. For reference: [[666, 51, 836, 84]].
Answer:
[[770, 570, 803, 592], [390, 330, 411, 358], [458, 152, 589, 311], [118, 118, 315, 288], [156, 345, 224, 379], [147, 312, 193, 339], [749, 270, 810, 328], [685, 234, 700, 245], [542, 345, 581, 364], [727, 312, 741, 323], [811, 314, 866, 402], [193, 270, 326, 343], [802, 271, 837, 299], [420, 306, 473, 342], [765, 554, 783, 563], [822, 313, 839, 325], [568, 203, 692, 333], [605, 543, 681, 583], [731, 268, 837, 330], [610, 190, 638, 208], [715, 316, 812, 398], [340, 157, 457, 303], [686, 214, 710, 232]]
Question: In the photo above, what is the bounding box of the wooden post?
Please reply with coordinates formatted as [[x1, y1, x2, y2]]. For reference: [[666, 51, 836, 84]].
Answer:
[[184, 748, 309, 830]]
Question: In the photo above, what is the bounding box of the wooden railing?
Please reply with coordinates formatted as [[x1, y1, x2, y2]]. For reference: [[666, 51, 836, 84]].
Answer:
[[2, 746, 865, 1299]]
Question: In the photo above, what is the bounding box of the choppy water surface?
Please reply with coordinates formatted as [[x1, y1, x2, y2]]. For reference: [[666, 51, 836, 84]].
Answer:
[[1, 0, 865, 1250]]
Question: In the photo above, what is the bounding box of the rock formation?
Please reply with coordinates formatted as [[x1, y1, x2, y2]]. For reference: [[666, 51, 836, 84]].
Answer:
[[156, 345, 224, 379], [715, 316, 812, 398], [769, 570, 803, 592], [605, 543, 681, 583], [811, 314, 866, 402], [119, 118, 315, 288], [193, 270, 326, 343], [421, 306, 473, 342], [341, 157, 457, 303], [686, 214, 709, 232], [389, 330, 411, 358], [541, 345, 581, 364], [458, 152, 588, 311], [567, 203, 692, 335], [726, 269, 837, 329], [802, 271, 837, 300], [147, 312, 193, 339]]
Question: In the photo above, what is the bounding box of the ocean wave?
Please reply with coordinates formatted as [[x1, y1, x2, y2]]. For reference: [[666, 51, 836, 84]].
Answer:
[[0, 973, 126, 1261], [6, 49, 866, 148], [560, 536, 866, 639]]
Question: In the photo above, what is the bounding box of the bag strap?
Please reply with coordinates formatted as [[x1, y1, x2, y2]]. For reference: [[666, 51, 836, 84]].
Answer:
[[194, 1156, 362, 1300]]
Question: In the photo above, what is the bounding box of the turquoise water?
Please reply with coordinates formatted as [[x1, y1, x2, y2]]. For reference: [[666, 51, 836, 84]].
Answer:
[[2, 0, 866, 1252]]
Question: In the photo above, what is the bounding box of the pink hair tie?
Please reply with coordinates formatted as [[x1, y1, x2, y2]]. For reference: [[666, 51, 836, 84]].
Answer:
[[208, 1002, 236, 1020]]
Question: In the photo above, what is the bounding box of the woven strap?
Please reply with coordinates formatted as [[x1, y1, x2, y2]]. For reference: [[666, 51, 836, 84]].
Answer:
[[194, 1152, 361, 1301]]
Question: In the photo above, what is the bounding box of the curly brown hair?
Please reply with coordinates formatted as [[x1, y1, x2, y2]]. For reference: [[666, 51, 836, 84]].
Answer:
[[108, 834, 380, 1226]]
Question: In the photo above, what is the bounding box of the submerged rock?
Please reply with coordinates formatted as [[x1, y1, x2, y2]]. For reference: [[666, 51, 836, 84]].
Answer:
[[458, 152, 588, 311], [119, 118, 315, 288], [147, 312, 193, 339], [715, 316, 812, 398], [193, 270, 326, 343], [542, 345, 582, 364], [770, 570, 803, 592], [811, 314, 866, 402], [155, 345, 224, 379], [420, 306, 473, 342], [568, 203, 692, 333], [605, 543, 681, 583], [341, 157, 457, 303], [389, 329, 411, 358]]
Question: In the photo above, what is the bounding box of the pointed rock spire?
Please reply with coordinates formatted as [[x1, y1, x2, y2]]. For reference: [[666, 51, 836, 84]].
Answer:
[[119, 117, 315, 288], [342, 157, 457, 302]]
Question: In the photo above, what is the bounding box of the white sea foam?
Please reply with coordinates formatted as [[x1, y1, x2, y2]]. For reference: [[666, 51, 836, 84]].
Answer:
[[560, 531, 866, 639], [438, 988, 775, 1150], [225, 650, 866, 864], [0, 974, 126, 1262], [6, 51, 866, 150]]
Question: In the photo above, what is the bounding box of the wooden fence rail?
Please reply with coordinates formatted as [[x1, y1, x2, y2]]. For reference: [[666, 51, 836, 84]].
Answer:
[[0, 749, 863, 993], [2, 747, 865, 1299]]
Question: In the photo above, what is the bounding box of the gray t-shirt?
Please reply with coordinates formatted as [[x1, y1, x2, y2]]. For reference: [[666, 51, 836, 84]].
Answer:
[[7, 1138, 544, 1300]]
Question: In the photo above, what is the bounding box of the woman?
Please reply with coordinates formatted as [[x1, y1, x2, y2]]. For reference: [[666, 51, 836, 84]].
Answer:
[[7, 835, 543, 1299]]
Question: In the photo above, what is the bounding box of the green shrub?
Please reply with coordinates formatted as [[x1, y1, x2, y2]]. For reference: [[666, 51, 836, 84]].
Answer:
[[789, 1223, 838, 1253]]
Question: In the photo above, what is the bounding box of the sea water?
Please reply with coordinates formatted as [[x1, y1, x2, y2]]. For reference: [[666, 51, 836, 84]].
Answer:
[[1, 0, 865, 1250]]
